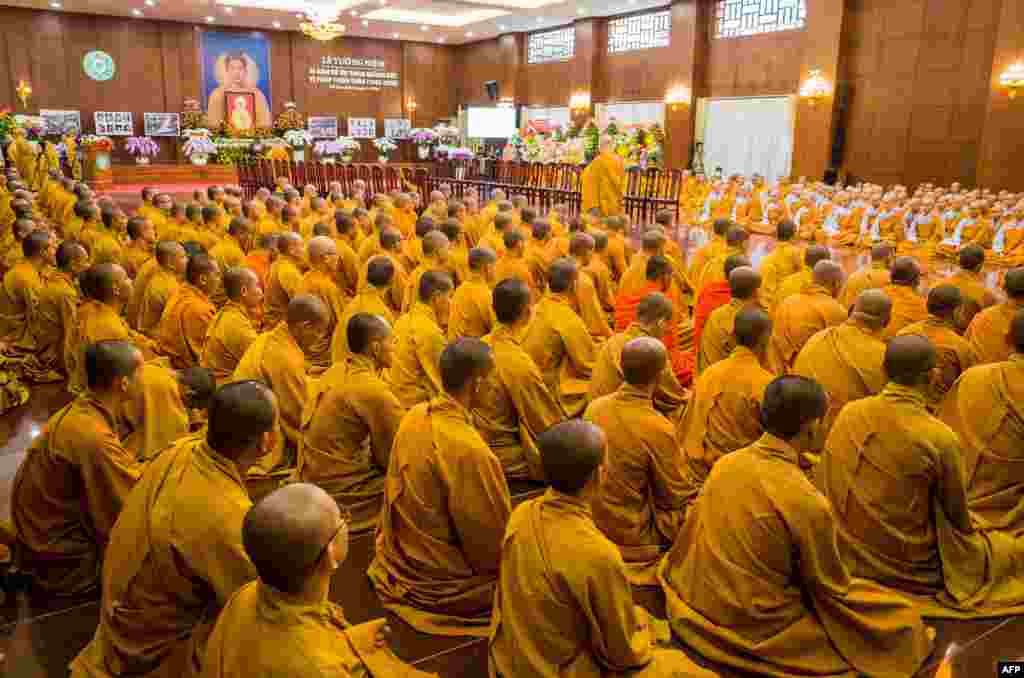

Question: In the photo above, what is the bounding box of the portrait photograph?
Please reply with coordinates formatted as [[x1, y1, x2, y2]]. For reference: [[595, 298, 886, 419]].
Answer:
[[201, 30, 272, 128]]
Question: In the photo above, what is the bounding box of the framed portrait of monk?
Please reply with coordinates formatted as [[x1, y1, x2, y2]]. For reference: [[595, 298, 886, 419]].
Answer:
[[201, 30, 272, 128]]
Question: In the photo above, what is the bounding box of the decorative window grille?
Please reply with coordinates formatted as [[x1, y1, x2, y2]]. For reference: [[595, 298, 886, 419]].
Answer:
[[527, 27, 575, 64], [715, 0, 806, 39], [607, 10, 671, 53]]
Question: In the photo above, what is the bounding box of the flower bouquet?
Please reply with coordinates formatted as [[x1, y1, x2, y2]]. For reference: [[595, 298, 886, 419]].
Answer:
[[265, 145, 290, 162], [335, 137, 361, 163], [274, 102, 304, 134], [80, 134, 114, 152], [125, 136, 160, 165], [283, 129, 313, 162], [314, 139, 343, 163], [183, 135, 216, 165], [410, 128, 437, 159], [434, 124, 460, 145], [373, 137, 398, 163], [449, 146, 474, 179]]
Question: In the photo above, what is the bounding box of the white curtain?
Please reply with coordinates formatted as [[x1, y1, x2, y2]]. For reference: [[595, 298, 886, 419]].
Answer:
[[595, 101, 665, 128], [524, 107, 571, 131], [702, 97, 794, 182]]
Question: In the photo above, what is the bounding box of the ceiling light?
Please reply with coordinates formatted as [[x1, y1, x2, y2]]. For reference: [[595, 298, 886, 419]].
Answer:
[[301, 11, 346, 40], [205, 15, 215, 22], [350, 9, 357, 16], [628, 0, 636, 4], [361, 19, 368, 26], [498, 24, 506, 30], [576, 7, 585, 14], [49, 1, 61, 7], [145, 0, 155, 5], [393, 32, 399, 38], [295, 13, 303, 18], [132, 8, 142, 15], [466, 31, 473, 37], [536, 16, 543, 22], [439, 36, 446, 42], [379, 0, 386, 5], [272, 20, 281, 27], [420, 24, 428, 30], [223, 6, 232, 12]]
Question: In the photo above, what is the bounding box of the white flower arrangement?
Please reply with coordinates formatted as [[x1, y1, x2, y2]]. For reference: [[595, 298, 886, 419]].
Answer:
[[183, 136, 217, 157], [182, 128, 212, 139], [433, 124, 460, 144], [373, 137, 398, 153], [336, 137, 361, 153], [283, 129, 313, 149]]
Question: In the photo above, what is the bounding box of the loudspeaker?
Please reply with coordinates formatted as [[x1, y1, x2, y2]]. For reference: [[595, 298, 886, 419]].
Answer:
[[484, 80, 498, 101]]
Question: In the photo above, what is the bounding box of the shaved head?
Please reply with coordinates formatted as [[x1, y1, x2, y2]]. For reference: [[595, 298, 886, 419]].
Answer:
[[569, 232, 596, 257], [422, 230, 450, 258], [538, 420, 606, 495], [636, 292, 674, 327], [548, 258, 578, 294], [728, 266, 761, 300], [734, 307, 772, 349], [85, 340, 143, 390], [871, 243, 894, 262], [207, 381, 277, 457], [1011, 310, 1024, 353], [287, 294, 329, 327], [155, 240, 184, 267], [278, 232, 303, 256], [347, 312, 392, 355], [1004, 268, 1024, 299], [959, 244, 986, 271], [812, 260, 845, 291], [927, 284, 962, 318], [726, 226, 749, 248], [366, 256, 395, 288], [804, 246, 831, 268], [891, 257, 921, 286], [223, 267, 259, 301], [307, 235, 337, 261], [440, 337, 494, 394], [621, 337, 667, 386], [885, 335, 936, 386], [852, 289, 892, 330]]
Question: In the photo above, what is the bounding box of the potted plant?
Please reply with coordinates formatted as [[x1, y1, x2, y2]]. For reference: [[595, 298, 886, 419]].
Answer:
[[449, 146, 475, 179], [183, 135, 216, 166], [434, 124, 460, 146], [80, 134, 114, 170], [410, 128, 436, 160], [373, 137, 397, 163], [283, 129, 313, 162], [314, 139, 342, 164], [336, 137, 360, 163], [125, 136, 160, 165]]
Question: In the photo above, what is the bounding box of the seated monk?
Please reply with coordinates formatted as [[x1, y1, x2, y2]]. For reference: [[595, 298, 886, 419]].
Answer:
[[936, 200, 994, 260], [0, 229, 54, 348], [662, 375, 935, 677], [124, 361, 214, 462], [681, 307, 774, 485], [397, 215, 434, 273], [369, 338, 511, 637], [449, 246, 497, 340], [602, 215, 633, 283], [208, 217, 253, 290], [477, 279, 565, 481], [697, 261, 759, 375], [135, 241, 187, 336], [490, 420, 718, 678], [822, 335, 1024, 617], [11, 341, 144, 596], [120, 217, 156, 280], [358, 228, 408, 316], [297, 236, 349, 372], [591, 292, 687, 420], [585, 337, 698, 584], [569, 233, 614, 340], [940, 310, 1024, 531], [766, 260, 847, 375], [389, 270, 452, 410], [232, 295, 328, 477], [263, 232, 305, 329], [947, 244, 998, 331], [839, 243, 892, 310], [694, 226, 749, 297], [881, 256, 929, 339], [772, 244, 831, 312], [992, 203, 1024, 266], [0, 215, 35, 276], [619, 229, 669, 297], [201, 267, 263, 385], [70, 381, 274, 678], [757, 220, 802, 308], [154, 254, 221, 370], [404, 231, 451, 313], [793, 289, 890, 455], [243, 232, 279, 293], [495, 229, 542, 300], [686, 218, 728, 286], [897, 285, 977, 410], [897, 200, 944, 266], [524, 258, 598, 418], [967, 268, 1024, 365], [586, 230, 618, 312], [332, 256, 396, 361], [201, 483, 434, 678], [298, 313, 404, 533]]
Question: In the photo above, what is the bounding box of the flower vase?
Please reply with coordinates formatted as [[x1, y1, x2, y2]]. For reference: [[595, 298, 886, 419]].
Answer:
[[94, 151, 111, 171], [191, 154, 209, 166], [341, 154, 353, 164], [292, 149, 305, 163], [378, 155, 389, 164], [322, 157, 337, 165], [135, 156, 151, 165], [417, 145, 430, 160]]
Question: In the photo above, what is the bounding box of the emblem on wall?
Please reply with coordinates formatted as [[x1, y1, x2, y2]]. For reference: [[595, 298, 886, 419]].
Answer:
[[83, 50, 116, 81]]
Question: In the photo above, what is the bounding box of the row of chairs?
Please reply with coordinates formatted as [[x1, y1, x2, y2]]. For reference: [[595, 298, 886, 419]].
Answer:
[[237, 160, 428, 204]]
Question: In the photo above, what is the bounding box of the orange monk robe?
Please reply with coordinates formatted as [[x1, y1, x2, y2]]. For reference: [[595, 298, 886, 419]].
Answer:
[[298, 354, 405, 533], [589, 324, 688, 420], [357, 252, 408, 316], [574, 268, 614, 339], [880, 283, 929, 340], [243, 248, 273, 292], [447, 241, 470, 286], [758, 241, 803, 309], [491, 490, 719, 678], [368, 394, 512, 637], [402, 261, 447, 313], [940, 355, 1024, 531], [660, 433, 934, 677], [297, 269, 349, 371], [137, 269, 180, 337], [121, 245, 153, 281], [154, 283, 216, 369], [822, 383, 1024, 618], [123, 358, 190, 461], [967, 299, 1024, 365], [585, 386, 698, 584], [585, 257, 617, 312], [14, 268, 78, 382], [67, 300, 156, 395], [0, 260, 42, 344], [494, 254, 541, 299], [399, 237, 424, 273], [88, 230, 124, 267], [995, 223, 1024, 266], [330, 286, 395, 362], [70, 435, 256, 678], [12, 395, 142, 596], [838, 261, 889, 310], [474, 324, 564, 480], [263, 255, 304, 329], [691, 282, 730, 371], [603, 231, 631, 282], [392, 206, 417, 240], [680, 346, 773, 484], [448, 275, 496, 340], [766, 284, 847, 375], [524, 241, 554, 291], [792, 321, 887, 454], [523, 293, 597, 418], [898, 317, 977, 409], [771, 266, 812, 312], [696, 297, 757, 376], [937, 217, 996, 260], [581, 152, 626, 217], [613, 283, 694, 386], [388, 302, 446, 410], [686, 236, 724, 284], [334, 237, 361, 298], [947, 269, 998, 316], [208, 235, 247, 274], [200, 302, 259, 385], [126, 258, 159, 330]]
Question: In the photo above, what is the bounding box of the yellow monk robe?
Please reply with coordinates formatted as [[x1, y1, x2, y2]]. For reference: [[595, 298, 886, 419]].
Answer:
[[766, 284, 846, 375], [947, 269, 998, 315], [298, 354, 405, 533], [448, 274, 496, 340], [585, 257, 617, 313], [490, 490, 718, 678], [581, 151, 626, 217], [67, 300, 155, 396], [7, 134, 38, 187], [940, 355, 1024, 531], [494, 253, 541, 300], [126, 258, 159, 330], [523, 292, 597, 418], [680, 346, 773, 483], [357, 252, 408, 316], [330, 286, 395, 362], [897, 317, 977, 409], [335, 237, 361, 298], [995, 222, 1024, 266], [0, 259, 42, 344], [660, 432, 934, 677], [243, 247, 273, 292], [201, 581, 436, 678], [448, 241, 470, 286], [86, 229, 124, 267], [137, 269, 180, 337], [589, 324, 688, 419], [770, 266, 812, 312], [154, 283, 216, 369], [200, 302, 259, 385], [263, 255, 304, 329], [123, 358, 190, 461], [880, 284, 928, 340], [208, 235, 247, 276], [476, 324, 564, 481], [297, 268, 349, 371], [12, 394, 142, 596], [368, 393, 512, 637], [758, 241, 803, 309], [696, 297, 746, 374], [393, 205, 417, 239], [838, 261, 889, 310], [231, 323, 308, 474], [822, 383, 1024, 618], [897, 213, 944, 264], [388, 302, 446, 410], [121, 245, 153, 281], [686, 235, 724, 285], [399, 237, 424, 273], [585, 386, 697, 584], [70, 435, 256, 678], [604, 231, 631, 283], [575, 268, 614, 339], [14, 268, 78, 382], [792, 321, 886, 454], [967, 300, 1024, 365], [937, 216, 995, 260]]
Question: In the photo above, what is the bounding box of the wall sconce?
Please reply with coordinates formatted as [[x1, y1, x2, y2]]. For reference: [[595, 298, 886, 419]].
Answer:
[[405, 96, 418, 113], [497, 97, 515, 108], [569, 91, 591, 114], [665, 85, 691, 111], [15, 80, 32, 109], [799, 69, 830, 106], [1000, 61, 1024, 99]]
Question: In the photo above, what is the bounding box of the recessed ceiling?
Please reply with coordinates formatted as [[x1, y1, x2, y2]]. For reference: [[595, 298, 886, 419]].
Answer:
[[2, 0, 671, 44]]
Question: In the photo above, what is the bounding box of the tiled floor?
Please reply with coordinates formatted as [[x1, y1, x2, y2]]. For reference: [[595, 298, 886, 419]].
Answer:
[[0, 234, 1018, 677]]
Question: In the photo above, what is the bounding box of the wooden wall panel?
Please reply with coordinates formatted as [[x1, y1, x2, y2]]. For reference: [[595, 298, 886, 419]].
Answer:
[[455, 38, 507, 106], [403, 43, 456, 126], [705, 31, 803, 98], [976, 0, 1024, 191]]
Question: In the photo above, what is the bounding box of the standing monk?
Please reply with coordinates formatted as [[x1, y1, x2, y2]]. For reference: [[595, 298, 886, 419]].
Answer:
[[201, 267, 263, 385], [766, 260, 847, 375], [581, 137, 626, 217], [155, 255, 221, 370]]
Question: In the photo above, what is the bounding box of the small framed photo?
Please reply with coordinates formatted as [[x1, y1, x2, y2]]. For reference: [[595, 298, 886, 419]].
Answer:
[[224, 91, 257, 129]]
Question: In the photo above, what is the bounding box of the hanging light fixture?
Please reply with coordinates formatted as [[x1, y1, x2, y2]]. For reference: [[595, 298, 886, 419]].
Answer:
[[300, 8, 346, 41], [799, 69, 830, 106], [999, 60, 1024, 99]]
